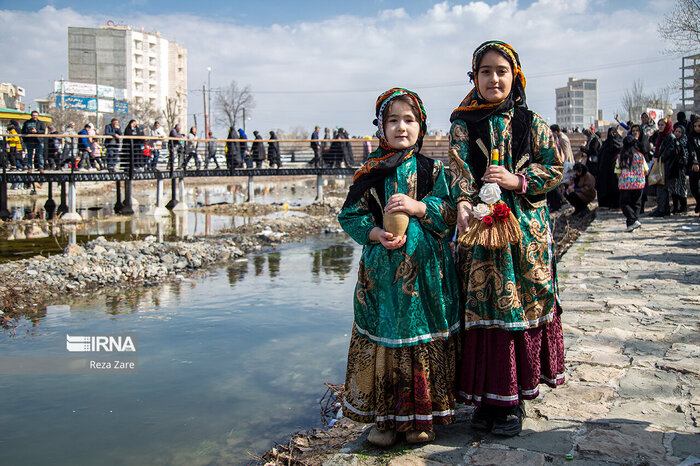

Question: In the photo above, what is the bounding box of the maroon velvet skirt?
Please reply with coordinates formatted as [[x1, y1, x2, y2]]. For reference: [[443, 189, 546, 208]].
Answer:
[[457, 311, 565, 407]]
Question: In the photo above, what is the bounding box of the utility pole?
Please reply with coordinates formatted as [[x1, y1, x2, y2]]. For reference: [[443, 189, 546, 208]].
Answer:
[[202, 84, 208, 138], [207, 67, 212, 136], [95, 49, 99, 127], [243, 107, 246, 132], [60, 77, 65, 110], [85, 50, 100, 127]]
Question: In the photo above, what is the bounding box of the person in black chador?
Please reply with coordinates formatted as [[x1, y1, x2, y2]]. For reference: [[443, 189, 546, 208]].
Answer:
[[339, 128, 356, 168], [686, 118, 700, 214], [123, 120, 145, 171], [580, 128, 601, 177], [251, 131, 265, 167], [596, 126, 623, 208], [668, 125, 689, 214], [168, 124, 184, 169], [225, 127, 242, 169], [267, 131, 281, 168]]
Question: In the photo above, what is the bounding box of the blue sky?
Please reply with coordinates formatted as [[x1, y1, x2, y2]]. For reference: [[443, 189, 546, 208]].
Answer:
[[9, 0, 649, 24], [1, 0, 682, 135]]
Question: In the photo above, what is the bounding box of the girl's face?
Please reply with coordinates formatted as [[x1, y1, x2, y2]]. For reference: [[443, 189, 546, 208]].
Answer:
[[477, 50, 513, 103], [384, 100, 420, 150], [631, 127, 641, 139], [658, 119, 666, 132], [694, 120, 700, 134], [674, 127, 683, 138]]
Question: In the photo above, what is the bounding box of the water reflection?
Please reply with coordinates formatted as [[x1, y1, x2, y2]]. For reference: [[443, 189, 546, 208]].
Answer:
[[2, 178, 349, 263], [0, 236, 359, 465], [268, 252, 281, 277], [6, 178, 337, 222], [253, 255, 265, 276], [226, 260, 248, 288], [310, 244, 355, 282]]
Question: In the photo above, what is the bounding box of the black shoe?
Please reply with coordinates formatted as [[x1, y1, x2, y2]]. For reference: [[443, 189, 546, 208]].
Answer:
[[471, 404, 494, 431], [491, 404, 524, 437]]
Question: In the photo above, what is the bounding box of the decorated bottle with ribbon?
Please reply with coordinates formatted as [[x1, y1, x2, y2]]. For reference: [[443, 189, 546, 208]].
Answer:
[[491, 148, 500, 166]]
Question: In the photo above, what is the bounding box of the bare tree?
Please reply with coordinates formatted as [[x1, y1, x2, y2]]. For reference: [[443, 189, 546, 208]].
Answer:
[[620, 79, 646, 121], [163, 96, 182, 131], [126, 99, 161, 128], [273, 126, 310, 152], [619, 80, 675, 122], [658, 0, 700, 52], [47, 105, 90, 132], [215, 81, 255, 130]]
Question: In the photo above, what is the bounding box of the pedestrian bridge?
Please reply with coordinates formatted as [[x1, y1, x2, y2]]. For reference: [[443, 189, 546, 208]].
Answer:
[[0, 134, 449, 221]]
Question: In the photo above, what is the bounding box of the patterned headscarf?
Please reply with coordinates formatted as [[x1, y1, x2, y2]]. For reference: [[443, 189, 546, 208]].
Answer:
[[343, 88, 427, 208], [450, 40, 527, 123]]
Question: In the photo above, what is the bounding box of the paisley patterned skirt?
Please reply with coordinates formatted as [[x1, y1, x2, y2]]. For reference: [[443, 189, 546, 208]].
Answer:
[[457, 310, 565, 407], [342, 324, 460, 432]]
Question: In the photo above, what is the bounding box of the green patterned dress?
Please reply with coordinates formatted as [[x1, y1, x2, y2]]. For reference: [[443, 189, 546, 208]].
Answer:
[[337, 155, 460, 432], [449, 109, 566, 405]]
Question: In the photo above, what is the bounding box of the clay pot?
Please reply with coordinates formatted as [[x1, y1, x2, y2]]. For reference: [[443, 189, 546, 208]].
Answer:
[[383, 211, 409, 239]]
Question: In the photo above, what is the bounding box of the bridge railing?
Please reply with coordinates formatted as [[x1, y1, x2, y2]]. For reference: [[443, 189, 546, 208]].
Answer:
[[0, 133, 450, 173]]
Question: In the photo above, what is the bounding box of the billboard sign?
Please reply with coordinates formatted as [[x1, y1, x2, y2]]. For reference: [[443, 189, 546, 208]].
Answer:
[[114, 100, 129, 114], [55, 95, 129, 114], [98, 99, 114, 113], [54, 81, 127, 100], [56, 95, 95, 111], [646, 108, 665, 124]]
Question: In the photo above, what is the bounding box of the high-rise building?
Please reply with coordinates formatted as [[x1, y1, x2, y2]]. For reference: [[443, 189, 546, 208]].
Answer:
[[68, 24, 187, 128], [680, 53, 700, 115], [555, 78, 598, 129]]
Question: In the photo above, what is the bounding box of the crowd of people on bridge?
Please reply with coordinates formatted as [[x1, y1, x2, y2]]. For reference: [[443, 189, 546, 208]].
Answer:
[[3, 113, 363, 175]]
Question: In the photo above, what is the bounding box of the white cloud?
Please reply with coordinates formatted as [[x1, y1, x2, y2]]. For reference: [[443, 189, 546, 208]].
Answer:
[[0, 2, 679, 136]]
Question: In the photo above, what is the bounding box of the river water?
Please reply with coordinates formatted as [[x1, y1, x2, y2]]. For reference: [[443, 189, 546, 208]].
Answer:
[[0, 235, 361, 465]]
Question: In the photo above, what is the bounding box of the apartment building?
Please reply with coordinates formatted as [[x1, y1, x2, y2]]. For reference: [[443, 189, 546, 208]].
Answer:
[[68, 24, 187, 128], [555, 77, 598, 129]]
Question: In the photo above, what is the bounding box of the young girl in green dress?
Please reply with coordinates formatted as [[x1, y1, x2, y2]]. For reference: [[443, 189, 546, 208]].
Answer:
[[338, 88, 460, 447]]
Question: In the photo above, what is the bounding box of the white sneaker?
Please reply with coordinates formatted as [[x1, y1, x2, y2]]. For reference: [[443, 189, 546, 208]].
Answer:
[[625, 220, 642, 232]]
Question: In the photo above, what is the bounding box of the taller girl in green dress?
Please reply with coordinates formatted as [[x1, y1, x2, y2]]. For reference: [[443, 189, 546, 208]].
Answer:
[[338, 88, 460, 447], [448, 41, 566, 437]]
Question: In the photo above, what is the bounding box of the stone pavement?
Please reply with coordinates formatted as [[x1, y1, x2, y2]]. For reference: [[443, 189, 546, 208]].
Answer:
[[324, 209, 700, 465]]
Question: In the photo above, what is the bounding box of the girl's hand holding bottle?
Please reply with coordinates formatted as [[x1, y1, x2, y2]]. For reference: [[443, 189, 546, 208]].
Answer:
[[369, 227, 406, 250], [384, 193, 426, 217]]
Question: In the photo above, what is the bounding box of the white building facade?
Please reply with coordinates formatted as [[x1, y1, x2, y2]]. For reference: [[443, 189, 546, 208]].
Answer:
[[555, 78, 598, 130], [68, 24, 187, 129]]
